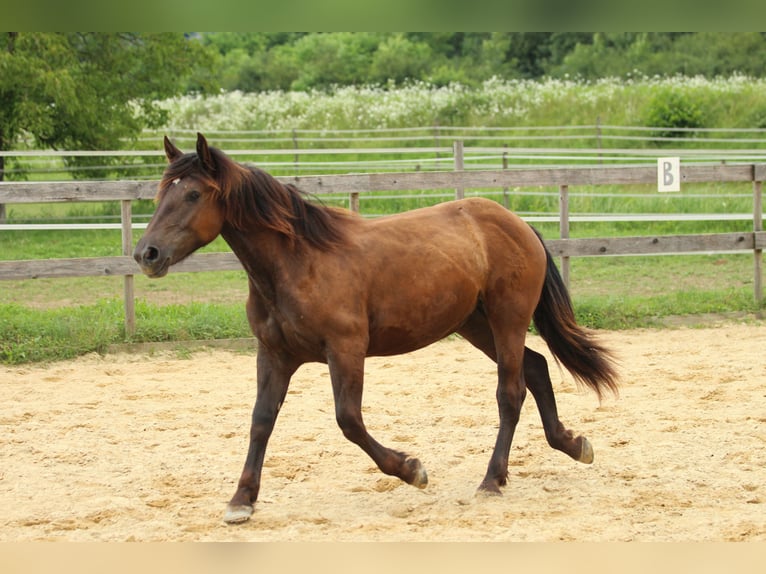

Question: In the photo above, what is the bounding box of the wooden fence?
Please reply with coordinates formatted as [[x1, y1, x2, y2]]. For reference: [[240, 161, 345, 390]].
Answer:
[[1, 161, 764, 335]]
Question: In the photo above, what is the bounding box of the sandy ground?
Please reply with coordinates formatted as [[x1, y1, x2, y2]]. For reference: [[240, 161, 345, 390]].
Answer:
[[1, 323, 765, 541]]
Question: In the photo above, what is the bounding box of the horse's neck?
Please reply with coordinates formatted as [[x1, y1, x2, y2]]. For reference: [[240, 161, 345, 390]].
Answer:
[[221, 225, 293, 300]]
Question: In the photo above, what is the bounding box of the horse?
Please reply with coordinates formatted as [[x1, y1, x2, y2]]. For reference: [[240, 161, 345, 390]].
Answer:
[[134, 133, 618, 524]]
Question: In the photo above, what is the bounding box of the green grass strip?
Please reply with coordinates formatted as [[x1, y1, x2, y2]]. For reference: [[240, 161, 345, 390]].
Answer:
[[1, 286, 762, 365], [0, 299, 251, 364]]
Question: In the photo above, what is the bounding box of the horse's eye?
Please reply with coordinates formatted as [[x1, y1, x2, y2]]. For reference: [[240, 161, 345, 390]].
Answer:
[[185, 190, 201, 203]]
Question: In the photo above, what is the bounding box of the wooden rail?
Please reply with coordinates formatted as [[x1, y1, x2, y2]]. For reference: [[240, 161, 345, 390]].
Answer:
[[1, 164, 761, 204], [1, 161, 764, 335]]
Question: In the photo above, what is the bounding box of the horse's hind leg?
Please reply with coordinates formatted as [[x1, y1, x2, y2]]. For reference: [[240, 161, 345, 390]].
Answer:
[[524, 348, 594, 464], [460, 312, 523, 490], [480, 331, 527, 494], [327, 347, 428, 489], [462, 300, 531, 495], [457, 310, 593, 486]]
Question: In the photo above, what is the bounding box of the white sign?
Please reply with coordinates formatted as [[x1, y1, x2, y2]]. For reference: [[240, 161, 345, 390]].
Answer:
[[657, 157, 681, 192]]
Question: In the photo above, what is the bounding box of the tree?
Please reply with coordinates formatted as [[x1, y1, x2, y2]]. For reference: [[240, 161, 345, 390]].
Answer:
[[0, 32, 215, 221], [666, 32, 766, 77], [287, 33, 381, 91], [369, 34, 433, 85]]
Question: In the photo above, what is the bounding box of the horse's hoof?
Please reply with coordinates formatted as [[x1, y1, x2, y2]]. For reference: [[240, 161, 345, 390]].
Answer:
[[223, 503, 254, 524], [578, 437, 594, 464], [476, 480, 503, 497], [406, 457, 428, 489]]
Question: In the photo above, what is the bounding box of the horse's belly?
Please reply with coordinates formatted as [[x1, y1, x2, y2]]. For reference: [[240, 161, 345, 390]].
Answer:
[[366, 326, 457, 356], [366, 284, 477, 356]]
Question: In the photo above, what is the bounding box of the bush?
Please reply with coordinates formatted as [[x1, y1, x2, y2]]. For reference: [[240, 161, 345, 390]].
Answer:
[[644, 89, 706, 140]]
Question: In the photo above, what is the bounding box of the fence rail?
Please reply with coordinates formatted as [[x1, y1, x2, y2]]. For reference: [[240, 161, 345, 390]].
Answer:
[[3, 124, 766, 181], [2, 163, 764, 202], [1, 156, 764, 335]]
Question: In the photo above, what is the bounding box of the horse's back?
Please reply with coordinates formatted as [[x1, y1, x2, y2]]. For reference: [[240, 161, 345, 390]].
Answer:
[[366, 196, 535, 243], [365, 197, 545, 279]]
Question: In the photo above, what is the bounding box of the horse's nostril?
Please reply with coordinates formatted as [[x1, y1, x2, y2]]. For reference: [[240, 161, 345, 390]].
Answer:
[[134, 242, 169, 277], [143, 245, 160, 263]]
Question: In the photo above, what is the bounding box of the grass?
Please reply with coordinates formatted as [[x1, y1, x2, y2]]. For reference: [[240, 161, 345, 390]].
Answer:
[[0, 299, 252, 364]]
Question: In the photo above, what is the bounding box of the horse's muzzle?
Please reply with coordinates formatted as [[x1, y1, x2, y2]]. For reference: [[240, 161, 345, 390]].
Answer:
[[134, 243, 171, 278]]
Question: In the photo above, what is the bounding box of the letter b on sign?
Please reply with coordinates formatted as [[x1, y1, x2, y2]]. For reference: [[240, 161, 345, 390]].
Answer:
[[657, 157, 681, 192]]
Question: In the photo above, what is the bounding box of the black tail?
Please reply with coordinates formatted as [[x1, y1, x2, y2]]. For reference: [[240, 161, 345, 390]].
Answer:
[[531, 231, 619, 399]]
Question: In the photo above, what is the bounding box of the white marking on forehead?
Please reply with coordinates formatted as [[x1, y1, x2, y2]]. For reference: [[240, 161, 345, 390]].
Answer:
[[172, 177, 182, 186]]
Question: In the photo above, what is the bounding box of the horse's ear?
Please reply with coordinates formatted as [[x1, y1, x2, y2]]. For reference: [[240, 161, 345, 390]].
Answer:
[[196, 132, 216, 175], [164, 136, 182, 163]]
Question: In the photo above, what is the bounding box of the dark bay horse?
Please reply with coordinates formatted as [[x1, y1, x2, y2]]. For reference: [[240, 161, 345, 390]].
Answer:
[[134, 133, 618, 524]]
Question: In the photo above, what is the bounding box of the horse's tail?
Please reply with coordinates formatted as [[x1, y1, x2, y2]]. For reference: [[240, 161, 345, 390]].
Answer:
[[531, 230, 619, 399]]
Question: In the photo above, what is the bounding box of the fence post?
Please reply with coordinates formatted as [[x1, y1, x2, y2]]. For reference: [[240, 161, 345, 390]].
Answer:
[[596, 115, 603, 166], [349, 191, 360, 214], [754, 171, 763, 306], [292, 128, 299, 175], [559, 184, 570, 288], [453, 140, 464, 200], [121, 200, 136, 337], [434, 121, 442, 167], [502, 146, 509, 209]]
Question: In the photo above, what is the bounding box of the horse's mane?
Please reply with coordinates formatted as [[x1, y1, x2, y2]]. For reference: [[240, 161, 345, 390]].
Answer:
[[160, 146, 350, 251]]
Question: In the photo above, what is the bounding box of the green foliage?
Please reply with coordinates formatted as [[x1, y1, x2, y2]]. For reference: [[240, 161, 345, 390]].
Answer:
[[666, 32, 766, 78], [370, 34, 433, 86], [644, 89, 707, 139], [0, 33, 215, 179], [289, 33, 382, 91], [547, 33, 766, 79], [197, 33, 766, 93]]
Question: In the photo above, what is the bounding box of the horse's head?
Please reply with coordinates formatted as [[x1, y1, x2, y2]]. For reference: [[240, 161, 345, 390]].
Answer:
[[134, 133, 226, 278]]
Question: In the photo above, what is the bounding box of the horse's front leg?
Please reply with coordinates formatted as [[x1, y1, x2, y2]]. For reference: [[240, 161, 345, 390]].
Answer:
[[328, 349, 428, 489], [223, 348, 299, 524]]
